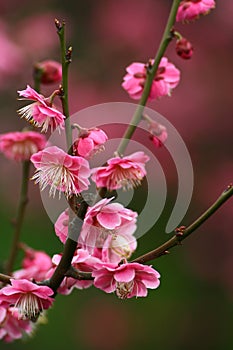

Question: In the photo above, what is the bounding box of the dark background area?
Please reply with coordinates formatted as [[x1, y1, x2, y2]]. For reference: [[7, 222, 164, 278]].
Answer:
[[0, 1, 232, 349]]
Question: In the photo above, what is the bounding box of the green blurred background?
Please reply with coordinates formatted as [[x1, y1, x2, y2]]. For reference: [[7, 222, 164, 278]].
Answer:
[[0, 0, 232, 349]]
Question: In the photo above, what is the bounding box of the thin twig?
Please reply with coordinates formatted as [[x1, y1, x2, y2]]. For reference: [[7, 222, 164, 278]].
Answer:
[[48, 21, 89, 293], [5, 161, 30, 275], [133, 184, 233, 264], [65, 266, 93, 280], [117, 0, 181, 155]]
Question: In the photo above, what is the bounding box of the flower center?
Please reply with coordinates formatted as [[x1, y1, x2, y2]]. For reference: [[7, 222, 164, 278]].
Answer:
[[110, 166, 143, 190], [32, 163, 77, 198], [116, 281, 134, 299], [15, 293, 42, 322], [111, 236, 132, 259], [12, 140, 38, 159]]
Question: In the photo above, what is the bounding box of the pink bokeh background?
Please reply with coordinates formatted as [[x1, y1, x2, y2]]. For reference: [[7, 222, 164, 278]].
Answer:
[[0, 1, 232, 349]]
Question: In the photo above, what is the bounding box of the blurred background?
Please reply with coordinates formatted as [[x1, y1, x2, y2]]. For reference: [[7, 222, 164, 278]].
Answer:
[[0, 0, 232, 349]]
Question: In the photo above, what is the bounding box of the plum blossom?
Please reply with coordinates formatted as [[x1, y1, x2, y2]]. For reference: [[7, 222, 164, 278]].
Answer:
[[0, 131, 46, 161], [78, 197, 137, 254], [54, 202, 137, 263], [0, 306, 32, 342], [176, 0, 215, 22], [17, 85, 65, 133], [91, 151, 149, 190], [122, 57, 180, 100], [30, 146, 90, 198], [0, 279, 54, 321], [73, 127, 108, 159], [93, 262, 160, 299], [13, 245, 52, 282], [34, 60, 62, 84]]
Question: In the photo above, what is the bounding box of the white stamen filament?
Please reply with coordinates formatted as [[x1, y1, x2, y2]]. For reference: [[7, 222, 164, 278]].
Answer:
[[107, 168, 142, 190], [15, 293, 42, 321], [32, 163, 78, 198], [116, 280, 134, 299], [18, 103, 38, 125], [12, 141, 38, 159]]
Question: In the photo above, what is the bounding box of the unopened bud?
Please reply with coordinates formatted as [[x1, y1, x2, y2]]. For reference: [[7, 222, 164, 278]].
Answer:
[[176, 38, 193, 60], [34, 60, 62, 84]]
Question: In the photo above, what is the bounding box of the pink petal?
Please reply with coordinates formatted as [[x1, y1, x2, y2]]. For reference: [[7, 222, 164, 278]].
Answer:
[[97, 212, 121, 229], [114, 266, 135, 282], [126, 62, 145, 75], [132, 281, 148, 297], [78, 138, 94, 157], [0, 307, 7, 323], [94, 274, 115, 293]]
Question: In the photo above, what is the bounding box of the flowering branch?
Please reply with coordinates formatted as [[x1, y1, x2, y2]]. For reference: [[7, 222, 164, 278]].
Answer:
[[117, 0, 180, 156], [5, 161, 31, 275], [133, 184, 233, 264], [55, 19, 72, 151], [45, 21, 90, 293]]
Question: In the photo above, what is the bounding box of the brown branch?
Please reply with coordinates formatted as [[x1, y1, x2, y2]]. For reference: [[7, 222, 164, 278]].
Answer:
[[65, 266, 93, 280], [0, 273, 12, 285], [133, 184, 233, 264]]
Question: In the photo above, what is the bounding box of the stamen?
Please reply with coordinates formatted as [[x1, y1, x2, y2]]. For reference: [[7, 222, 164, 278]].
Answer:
[[15, 294, 42, 322], [116, 281, 134, 299]]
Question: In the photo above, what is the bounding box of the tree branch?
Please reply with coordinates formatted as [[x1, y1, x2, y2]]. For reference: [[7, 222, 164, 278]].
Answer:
[[5, 161, 31, 275], [133, 184, 233, 264]]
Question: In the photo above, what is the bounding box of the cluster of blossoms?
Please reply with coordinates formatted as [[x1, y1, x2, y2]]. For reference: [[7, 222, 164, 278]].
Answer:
[[0, 0, 216, 342]]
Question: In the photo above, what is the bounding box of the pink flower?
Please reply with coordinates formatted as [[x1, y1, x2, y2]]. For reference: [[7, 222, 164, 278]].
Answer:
[[13, 245, 52, 282], [0, 279, 54, 321], [176, 38, 194, 59], [30, 146, 90, 198], [78, 198, 137, 253], [122, 57, 180, 100], [93, 262, 160, 299], [17, 85, 65, 133], [55, 201, 137, 263], [91, 151, 149, 190], [0, 131, 46, 161], [73, 127, 108, 159], [176, 0, 215, 22], [34, 60, 62, 85], [0, 306, 32, 342]]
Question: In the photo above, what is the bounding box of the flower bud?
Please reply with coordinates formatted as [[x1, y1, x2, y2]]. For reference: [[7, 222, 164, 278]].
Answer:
[[176, 38, 193, 59], [34, 60, 62, 84]]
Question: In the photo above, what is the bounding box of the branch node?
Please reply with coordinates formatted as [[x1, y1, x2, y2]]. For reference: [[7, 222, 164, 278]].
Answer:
[[66, 46, 73, 63], [224, 183, 233, 192], [175, 225, 186, 243], [55, 18, 63, 31]]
